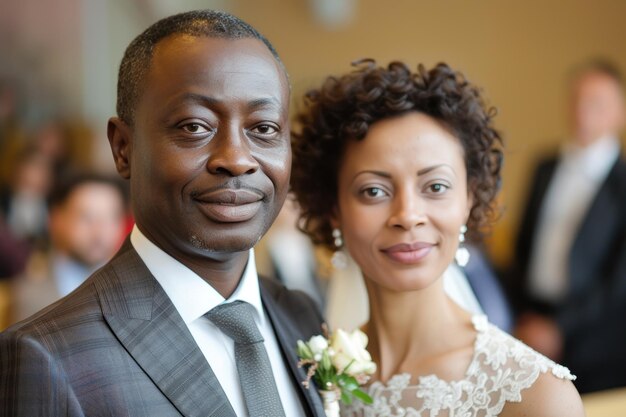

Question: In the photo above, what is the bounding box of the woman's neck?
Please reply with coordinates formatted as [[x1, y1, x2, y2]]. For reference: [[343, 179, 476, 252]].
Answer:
[[364, 277, 473, 382]]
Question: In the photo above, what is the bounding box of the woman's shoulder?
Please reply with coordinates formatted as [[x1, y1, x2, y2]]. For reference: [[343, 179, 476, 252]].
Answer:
[[500, 371, 584, 417], [472, 315, 574, 382], [472, 316, 584, 416]]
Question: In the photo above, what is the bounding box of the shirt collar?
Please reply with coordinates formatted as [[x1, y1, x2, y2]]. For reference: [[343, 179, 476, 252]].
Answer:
[[130, 225, 264, 325], [561, 135, 620, 181]]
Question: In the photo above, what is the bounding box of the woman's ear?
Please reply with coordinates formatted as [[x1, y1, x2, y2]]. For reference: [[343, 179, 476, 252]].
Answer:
[[107, 117, 132, 179]]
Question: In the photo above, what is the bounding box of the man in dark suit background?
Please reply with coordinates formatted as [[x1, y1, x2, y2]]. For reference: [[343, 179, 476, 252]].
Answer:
[[1, 10, 324, 416], [511, 60, 626, 393]]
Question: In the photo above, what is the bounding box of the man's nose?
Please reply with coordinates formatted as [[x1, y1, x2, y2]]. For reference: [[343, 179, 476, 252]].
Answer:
[[206, 126, 259, 176]]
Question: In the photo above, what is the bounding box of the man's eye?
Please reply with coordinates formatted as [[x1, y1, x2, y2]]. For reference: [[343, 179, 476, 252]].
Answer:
[[251, 124, 278, 135], [181, 123, 209, 134]]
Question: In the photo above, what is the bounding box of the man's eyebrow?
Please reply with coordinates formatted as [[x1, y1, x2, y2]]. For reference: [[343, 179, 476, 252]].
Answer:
[[180, 93, 218, 106], [180, 93, 281, 110], [247, 97, 281, 110]]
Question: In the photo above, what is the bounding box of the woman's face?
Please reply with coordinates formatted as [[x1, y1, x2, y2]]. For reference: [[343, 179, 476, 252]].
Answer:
[[334, 112, 471, 292]]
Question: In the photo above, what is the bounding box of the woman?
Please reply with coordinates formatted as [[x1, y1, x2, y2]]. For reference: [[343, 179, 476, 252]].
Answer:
[[290, 61, 584, 416]]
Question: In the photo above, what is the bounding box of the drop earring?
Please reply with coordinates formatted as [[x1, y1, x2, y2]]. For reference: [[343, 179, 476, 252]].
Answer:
[[331, 228, 348, 269], [455, 225, 470, 267]]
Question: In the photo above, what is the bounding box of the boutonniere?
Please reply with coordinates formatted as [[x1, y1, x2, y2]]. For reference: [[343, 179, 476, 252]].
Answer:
[[297, 327, 376, 416]]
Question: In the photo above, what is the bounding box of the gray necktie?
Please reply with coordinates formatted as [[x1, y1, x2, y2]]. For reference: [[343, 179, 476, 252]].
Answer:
[[205, 301, 286, 417]]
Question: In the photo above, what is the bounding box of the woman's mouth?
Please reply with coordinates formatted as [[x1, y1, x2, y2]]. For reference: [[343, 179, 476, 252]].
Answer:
[[380, 242, 435, 264]]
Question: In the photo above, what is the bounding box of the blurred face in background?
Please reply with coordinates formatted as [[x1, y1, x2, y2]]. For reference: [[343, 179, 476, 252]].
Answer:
[[334, 112, 472, 293], [570, 71, 625, 146], [13, 152, 52, 197], [49, 182, 125, 267]]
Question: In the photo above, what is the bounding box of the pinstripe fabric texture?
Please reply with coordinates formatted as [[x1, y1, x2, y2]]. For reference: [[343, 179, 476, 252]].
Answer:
[[0, 239, 326, 417]]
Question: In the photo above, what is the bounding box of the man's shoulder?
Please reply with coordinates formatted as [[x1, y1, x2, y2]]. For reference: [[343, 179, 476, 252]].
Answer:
[[3, 271, 104, 344], [1, 246, 137, 347], [610, 155, 626, 183], [534, 154, 560, 176]]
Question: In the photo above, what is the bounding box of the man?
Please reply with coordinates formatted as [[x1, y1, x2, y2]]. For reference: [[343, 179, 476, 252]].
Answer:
[[0, 10, 324, 416], [10, 172, 126, 323], [511, 60, 626, 393]]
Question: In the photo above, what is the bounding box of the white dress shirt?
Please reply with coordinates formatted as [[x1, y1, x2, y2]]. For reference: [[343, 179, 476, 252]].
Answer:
[[528, 136, 620, 302], [130, 226, 305, 417]]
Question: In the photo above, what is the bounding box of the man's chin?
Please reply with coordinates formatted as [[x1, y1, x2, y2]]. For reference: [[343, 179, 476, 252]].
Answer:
[[188, 233, 261, 254]]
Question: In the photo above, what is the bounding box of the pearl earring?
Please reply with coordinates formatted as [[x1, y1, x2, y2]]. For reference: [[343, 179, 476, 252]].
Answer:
[[331, 228, 348, 269], [455, 225, 470, 267]]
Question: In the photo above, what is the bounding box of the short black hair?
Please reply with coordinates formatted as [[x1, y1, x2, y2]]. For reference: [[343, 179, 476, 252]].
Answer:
[[116, 9, 283, 125], [48, 171, 128, 209]]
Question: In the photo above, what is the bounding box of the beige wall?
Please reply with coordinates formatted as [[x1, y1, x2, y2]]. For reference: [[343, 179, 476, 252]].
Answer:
[[233, 0, 626, 267], [2, 0, 625, 265]]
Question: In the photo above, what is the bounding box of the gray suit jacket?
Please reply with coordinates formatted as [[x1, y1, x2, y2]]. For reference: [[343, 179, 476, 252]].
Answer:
[[0, 240, 326, 416]]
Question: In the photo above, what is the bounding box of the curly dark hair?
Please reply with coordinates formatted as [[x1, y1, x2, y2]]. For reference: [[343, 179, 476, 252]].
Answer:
[[291, 60, 503, 250]]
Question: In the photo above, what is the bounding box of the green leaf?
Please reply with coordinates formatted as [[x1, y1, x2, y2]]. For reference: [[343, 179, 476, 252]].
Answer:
[[337, 374, 359, 392], [340, 390, 352, 405], [352, 389, 373, 405], [320, 349, 332, 371], [297, 340, 313, 360]]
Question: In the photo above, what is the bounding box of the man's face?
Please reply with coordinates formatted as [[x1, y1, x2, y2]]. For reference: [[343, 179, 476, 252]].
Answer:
[[112, 36, 291, 260], [570, 71, 625, 146], [50, 183, 125, 267]]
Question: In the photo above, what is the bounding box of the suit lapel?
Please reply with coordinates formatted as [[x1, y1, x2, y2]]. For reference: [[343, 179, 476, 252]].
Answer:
[[94, 241, 236, 417], [569, 160, 624, 294], [260, 282, 326, 417]]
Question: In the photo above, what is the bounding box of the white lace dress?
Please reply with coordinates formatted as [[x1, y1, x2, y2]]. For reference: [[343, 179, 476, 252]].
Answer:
[[344, 315, 575, 417]]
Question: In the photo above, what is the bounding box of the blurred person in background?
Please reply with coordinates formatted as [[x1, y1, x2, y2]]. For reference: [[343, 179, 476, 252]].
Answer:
[[0, 79, 25, 154], [0, 145, 53, 246], [32, 120, 96, 176], [10, 172, 126, 324], [0, 81, 31, 281], [510, 59, 626, 393], [255, 197, 326, 309], [0, 214, 30, 279]]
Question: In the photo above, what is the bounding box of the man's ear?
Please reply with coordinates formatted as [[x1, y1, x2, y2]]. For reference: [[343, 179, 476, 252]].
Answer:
[[107, 117, 132, 179]]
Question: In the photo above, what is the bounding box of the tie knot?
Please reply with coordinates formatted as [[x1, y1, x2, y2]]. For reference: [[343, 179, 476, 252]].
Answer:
[[205, 300, 264, 345]]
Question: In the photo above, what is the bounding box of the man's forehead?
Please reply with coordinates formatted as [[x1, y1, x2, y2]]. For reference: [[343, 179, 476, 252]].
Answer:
[[153, 34, 279, 68], [148, 34, 288, 87]]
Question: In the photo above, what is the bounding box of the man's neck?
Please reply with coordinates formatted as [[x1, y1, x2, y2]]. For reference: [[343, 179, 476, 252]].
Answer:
[[136, 224, 250, 298]]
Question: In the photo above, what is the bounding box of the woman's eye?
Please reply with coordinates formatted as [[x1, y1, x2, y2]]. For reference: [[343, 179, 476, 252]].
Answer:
[[363, 187, 387, 198], [251, 124, 279, 135], [181, 123, 210, 134], [428, 183, 449, 194]]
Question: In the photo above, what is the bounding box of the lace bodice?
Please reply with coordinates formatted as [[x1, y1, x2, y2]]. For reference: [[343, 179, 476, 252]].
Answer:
[[343, 316, 575, 417]]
